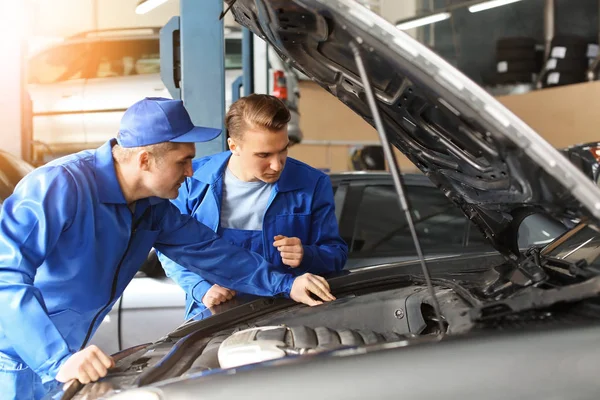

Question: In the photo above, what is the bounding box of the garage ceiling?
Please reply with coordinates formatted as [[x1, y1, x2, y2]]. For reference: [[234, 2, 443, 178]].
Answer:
[[27, 0, 417, 53]]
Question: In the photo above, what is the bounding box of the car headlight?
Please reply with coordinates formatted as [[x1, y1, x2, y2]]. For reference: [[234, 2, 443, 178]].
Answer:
[[107, 389, 162, 400]]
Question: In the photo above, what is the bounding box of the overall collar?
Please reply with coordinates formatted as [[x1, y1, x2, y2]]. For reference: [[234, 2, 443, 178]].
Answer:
[[191, 151, 303, 192], [94, 139, 161, 205], [94, 140, 128, 204]]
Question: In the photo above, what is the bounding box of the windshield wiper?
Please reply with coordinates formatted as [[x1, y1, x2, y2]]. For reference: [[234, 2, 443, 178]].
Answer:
[[480, 248, 549, 298], [472, 273, 600, 321], [350, 41, 445, 336]]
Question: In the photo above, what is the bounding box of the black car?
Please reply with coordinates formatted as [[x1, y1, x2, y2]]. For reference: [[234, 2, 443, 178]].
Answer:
[[64, 1, 600, 399], [98, 171, 498, 358]]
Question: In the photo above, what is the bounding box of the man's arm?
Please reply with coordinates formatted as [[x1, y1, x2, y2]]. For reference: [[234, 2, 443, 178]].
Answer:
[[298, 175, 349, 274], [0, 167, 77, 382], [157, 178, 213, 308], [158, 253, 213, 306], [153, 202, 334, 305]]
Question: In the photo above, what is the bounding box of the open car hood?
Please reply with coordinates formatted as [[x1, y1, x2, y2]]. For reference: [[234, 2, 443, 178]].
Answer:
[[228, 0, 600, 259]]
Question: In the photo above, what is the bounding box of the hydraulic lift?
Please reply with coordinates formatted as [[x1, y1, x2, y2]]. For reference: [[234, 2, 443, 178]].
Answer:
[[159, 0, 258, 159], [3, 0, 260, 162]]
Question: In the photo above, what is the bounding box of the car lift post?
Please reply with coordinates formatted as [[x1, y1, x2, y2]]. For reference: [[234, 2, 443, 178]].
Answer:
[[232, 27, 255, 103], [160, 0, 227, 158]]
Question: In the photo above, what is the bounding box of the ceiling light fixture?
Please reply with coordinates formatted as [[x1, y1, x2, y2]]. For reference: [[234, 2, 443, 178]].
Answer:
[[135, 0, 170, 15], [469, 0, 523, 13], [396, 12, 451, 30]]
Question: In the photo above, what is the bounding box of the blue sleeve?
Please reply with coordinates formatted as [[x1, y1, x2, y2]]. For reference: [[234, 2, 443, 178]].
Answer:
[[0, 167, 77, 382], [160, 253, 213, 305], [157, 178, 214, 305], [154, 202, 295, 297], [299, 175, 348, 275]]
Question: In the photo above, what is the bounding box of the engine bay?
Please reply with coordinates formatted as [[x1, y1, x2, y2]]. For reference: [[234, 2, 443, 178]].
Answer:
[[70, 250, 600, 400]]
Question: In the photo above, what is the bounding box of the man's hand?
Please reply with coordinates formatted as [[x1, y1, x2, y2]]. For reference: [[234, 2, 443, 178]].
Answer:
[[56, 345, 114, 384], [202, 284, 236, 308], [273, 235, 304, 268], [290, 273, 336, 306]]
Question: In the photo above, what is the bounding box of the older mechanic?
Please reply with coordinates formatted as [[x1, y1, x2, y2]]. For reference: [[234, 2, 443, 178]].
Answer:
[[159, 94, 348, 320], [0, 97, 335, 400]]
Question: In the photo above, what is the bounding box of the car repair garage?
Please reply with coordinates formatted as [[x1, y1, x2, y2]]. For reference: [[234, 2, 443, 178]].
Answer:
[[2, 1, 600, 399]]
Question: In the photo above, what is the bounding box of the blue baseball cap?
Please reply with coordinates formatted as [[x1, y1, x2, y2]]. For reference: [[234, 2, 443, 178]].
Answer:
[[117, 97, 221, 148]]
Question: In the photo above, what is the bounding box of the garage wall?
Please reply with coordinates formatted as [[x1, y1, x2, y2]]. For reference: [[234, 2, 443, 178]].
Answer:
[[288, 81, 416, 173], [497, 81, 600, 148], [291, 79, 600, 173]]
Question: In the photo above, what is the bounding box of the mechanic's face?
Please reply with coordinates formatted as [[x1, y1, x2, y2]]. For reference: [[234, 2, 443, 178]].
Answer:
[[145, 143, 195, 199], [228, 126, 289, 183]]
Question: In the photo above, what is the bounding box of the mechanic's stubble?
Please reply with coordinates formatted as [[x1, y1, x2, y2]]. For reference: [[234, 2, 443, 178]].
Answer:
[[114, 142, 196, 203], [145, 143, 196, 199]]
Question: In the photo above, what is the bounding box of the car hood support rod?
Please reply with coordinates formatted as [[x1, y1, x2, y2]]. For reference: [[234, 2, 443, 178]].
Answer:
[[350, 41, 445, 336]]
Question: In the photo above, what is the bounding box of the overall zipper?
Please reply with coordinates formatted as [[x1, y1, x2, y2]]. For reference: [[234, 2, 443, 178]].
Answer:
[[80, 206, 150, 350], [262, 188, 278, 256]]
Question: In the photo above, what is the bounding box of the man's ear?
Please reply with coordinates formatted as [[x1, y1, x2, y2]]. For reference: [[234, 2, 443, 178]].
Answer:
[[138, 150, 151, 171], [228, 138, 239, 155]]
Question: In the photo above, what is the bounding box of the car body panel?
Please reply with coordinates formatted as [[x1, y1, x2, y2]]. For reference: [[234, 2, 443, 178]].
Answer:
[[83, 75, 171, 146], [119, 324, 600, 400], [119, 277, 185, 352], [27, 30, 303, 163], [29, 79, 86, 147]]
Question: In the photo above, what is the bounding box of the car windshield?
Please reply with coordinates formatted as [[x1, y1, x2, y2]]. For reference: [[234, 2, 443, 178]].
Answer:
[[543, 223, 600, 266]]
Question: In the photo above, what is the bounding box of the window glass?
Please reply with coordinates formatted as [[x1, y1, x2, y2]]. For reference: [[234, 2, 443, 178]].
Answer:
[[225, 38, 242, 70], [91, 38, 242, 77], [349, 185, 491, 257], [93, 39, 160, 78], [28, 43, 88, 84]]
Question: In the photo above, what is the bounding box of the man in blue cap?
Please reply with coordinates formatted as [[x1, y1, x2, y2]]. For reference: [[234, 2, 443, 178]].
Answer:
[[0, 97, 335, 399]]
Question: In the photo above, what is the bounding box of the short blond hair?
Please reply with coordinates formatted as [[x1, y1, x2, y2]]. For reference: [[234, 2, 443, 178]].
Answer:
[[225, 94, 291, 140]]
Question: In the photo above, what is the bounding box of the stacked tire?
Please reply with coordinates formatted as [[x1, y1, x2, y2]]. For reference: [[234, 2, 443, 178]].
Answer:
[[541, 35, 598, 88], [493, 37, 540, 85]]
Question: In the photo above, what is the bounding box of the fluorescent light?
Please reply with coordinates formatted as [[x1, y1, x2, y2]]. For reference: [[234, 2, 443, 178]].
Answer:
[[469, 0, 523, 13], [396, 12, 451, 30], [135, 0, 169, 15]]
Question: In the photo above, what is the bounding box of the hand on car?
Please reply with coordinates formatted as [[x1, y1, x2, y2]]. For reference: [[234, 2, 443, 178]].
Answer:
[[202, 284, 236, 308], [290, 273, 336, 306], [55, 345, 114, 384], [273, 235, 304, 268]]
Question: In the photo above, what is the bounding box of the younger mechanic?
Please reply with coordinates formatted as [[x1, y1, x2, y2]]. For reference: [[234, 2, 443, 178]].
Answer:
[[159, 94, 348, 319]]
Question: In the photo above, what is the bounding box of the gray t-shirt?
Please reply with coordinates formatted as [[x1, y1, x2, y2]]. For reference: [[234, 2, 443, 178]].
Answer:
[[220, 167, 274, 230]]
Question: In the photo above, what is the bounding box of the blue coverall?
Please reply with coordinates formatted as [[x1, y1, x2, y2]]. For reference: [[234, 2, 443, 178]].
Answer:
[[159, 151, 348, 319]]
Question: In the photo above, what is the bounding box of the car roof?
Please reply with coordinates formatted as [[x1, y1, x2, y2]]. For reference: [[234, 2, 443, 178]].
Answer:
[[62, 26, 243, 43]]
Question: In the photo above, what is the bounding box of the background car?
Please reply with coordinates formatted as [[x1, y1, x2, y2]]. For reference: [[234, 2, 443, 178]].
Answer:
[[27, 26, 302, 165], [0, 150, 34, 204], [89, 171, 498, 355]]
